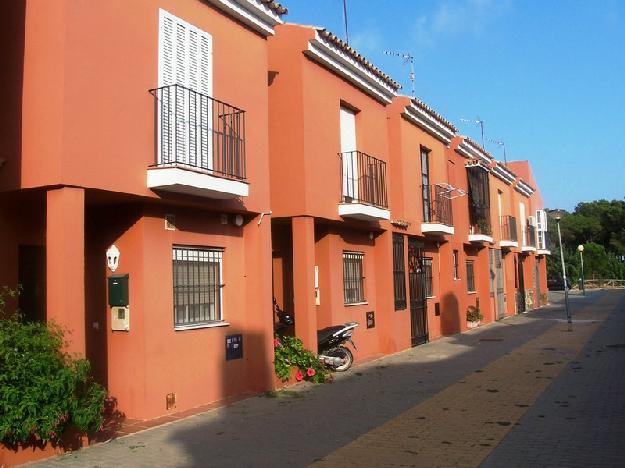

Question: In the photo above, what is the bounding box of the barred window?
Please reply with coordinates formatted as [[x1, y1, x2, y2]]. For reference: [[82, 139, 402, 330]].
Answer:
[[467, 260, 476, 292], [392, 234, 406, 310], [173, 246, 223, 328], [453, 250, 460, 280], [343, 251, 365, 304], [423, 257, 433, 297]]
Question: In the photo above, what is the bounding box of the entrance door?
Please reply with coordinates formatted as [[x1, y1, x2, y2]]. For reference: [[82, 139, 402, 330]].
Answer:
[[516, 255, 526, 313], [18, 245, 46, 322], [408, 237, 428, 346], [494, 249, 505, 319]]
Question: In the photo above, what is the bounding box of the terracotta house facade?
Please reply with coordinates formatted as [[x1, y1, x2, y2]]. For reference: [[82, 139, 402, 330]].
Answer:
[[1, 1, 550, 464]]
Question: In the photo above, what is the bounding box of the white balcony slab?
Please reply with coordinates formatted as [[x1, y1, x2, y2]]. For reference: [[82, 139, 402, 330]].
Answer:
[[421, 223, 454, 236], [338, 203, 390, 221], [500, 240, 518, 248], [521, 245, 537, 253], [537, 249, 551, 255], [468, 234, 494, 244], [147, 166, 249, 199]]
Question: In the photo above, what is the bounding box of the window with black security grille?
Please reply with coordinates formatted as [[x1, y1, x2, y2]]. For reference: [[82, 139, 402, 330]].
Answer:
[[467, 260, 476, 292], [392, 234, 406, 310], [173, 247, 223, 327], [423, 257, 433, 297], [343, 251, 365, 304]]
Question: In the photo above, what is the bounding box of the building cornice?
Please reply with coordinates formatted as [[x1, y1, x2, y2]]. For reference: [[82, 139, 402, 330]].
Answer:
[[402, 100, 457, 145], [491, 163, 517, 185], [304, 29, 399, 104], [515, 179, 535, 197], [204, 0, 285, 36], [455, 137, 493, 165]]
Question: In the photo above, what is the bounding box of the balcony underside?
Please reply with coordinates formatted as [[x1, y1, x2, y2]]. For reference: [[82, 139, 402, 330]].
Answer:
[[537, 249, 551, 255], [500, 240, 518, 248], [338, 203, 390, 221], [468, 234, 493, 244], [421, 223, 454, 236], [147, 166, 249, 199]]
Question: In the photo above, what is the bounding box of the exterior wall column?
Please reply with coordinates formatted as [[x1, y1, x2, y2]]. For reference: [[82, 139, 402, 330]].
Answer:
[[46, 187, 85, 356], [291, 216, 317, 351]]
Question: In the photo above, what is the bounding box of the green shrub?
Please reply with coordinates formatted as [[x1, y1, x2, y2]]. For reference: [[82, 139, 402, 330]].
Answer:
[[0, 289, 106, 447], [466, 305, 483, 322], [273, 335, 327, 384]]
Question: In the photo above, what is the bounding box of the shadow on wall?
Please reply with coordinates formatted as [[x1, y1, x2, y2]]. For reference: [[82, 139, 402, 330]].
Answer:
[[0, 0, 25, 192], [440, 292, 461, 336], [162, 302, 575, 467]]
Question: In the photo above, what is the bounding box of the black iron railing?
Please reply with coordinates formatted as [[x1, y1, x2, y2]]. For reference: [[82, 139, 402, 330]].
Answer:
[[526, 224, 536, 247], [501, 215, 518, 242], [423, 184, 453, 227], [149, 84, 246, 180], [467, 166, 491, 235], [340, 150, 388, 208]]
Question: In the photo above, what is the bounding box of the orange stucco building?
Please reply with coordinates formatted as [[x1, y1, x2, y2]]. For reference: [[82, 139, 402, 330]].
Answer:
[[1, 0, 550, 464]]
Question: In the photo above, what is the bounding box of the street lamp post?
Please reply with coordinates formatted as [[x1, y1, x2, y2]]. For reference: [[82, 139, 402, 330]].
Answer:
[[577, 244, 585, 296], [555, 216, 572, 327]]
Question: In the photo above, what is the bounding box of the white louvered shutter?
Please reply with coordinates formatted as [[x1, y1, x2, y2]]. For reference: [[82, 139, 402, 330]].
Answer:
[[158, 9, 213, 168], [340, 107, 358, 200]]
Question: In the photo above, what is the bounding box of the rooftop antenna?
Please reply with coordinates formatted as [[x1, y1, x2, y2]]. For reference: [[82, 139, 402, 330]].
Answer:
[[384, 50, 415, 96], [342, 0, 349, 45], [460, 117, 485, 148], [487, 137, 508, 166]]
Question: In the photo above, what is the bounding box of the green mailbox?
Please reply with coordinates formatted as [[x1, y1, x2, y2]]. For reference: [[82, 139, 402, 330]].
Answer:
[[108, 274, 129, 306]]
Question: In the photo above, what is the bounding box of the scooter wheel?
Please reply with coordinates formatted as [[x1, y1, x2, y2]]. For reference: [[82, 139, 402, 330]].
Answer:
[[328, 346, 353, 372]]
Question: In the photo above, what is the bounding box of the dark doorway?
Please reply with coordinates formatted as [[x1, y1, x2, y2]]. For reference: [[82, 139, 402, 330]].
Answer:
[[18, 245, 46, 322], [516, 254, 526, 313], [408, 237, 428, 346]]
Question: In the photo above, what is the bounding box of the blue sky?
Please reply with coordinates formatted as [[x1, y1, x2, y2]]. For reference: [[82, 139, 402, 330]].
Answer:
[[283, 0, 625, 211]]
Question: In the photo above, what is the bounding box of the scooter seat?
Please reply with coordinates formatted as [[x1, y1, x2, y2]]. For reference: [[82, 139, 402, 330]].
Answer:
[[317, 325, 345, 343]]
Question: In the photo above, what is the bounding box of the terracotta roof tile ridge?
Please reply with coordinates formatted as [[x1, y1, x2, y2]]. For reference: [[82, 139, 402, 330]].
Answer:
[[259, 0, 287, 16], [312, 27, 401, 90], [408, 96, 458, 133]]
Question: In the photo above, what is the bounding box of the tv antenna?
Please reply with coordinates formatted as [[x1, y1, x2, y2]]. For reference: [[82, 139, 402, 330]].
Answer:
[[487, 137, 508, 165], [384, 50, 415, 96], [460, 117, 485, 148], [341, 0, 349, 45]]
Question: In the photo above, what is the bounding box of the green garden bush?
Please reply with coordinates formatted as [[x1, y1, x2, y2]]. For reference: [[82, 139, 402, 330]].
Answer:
[[0, 288, 106, 447]]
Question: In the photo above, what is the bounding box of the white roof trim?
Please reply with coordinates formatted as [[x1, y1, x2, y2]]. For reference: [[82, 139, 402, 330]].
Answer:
[[402, 103, 455, 144], [491, 164, 516, 185], [457, 139, 492, 165], [515, 180, 535, 197], [304, 31, 397, 104], [204, 0, 283, 36]]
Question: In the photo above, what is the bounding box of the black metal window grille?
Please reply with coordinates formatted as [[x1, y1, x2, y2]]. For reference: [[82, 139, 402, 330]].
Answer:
[[467, 166, 491, 235], [173, 246, 223, 327], [150, 84, 246, 181], [393, 234, 406, 310], [466, 260, 476, 292], [501, 215, 518, 242], [453, 250, 460, 280], [423, 257, 433, 297], [526, 222, 536, 247], [420, 147, 431, 222], [340, 151, 388, 208], [343, 251, 365, 304]]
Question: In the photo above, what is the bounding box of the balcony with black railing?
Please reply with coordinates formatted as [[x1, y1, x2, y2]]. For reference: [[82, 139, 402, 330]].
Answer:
[[522, 223, 537, 252], [500, 215, 518, 248], [338, 150, 390, 221], [421, 184, 454, 235], [147, 84, 249, 199]]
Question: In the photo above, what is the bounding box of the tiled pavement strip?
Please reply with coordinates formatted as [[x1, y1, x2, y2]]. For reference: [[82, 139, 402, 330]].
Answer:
[[28, 290, 624, 468], [313, 291, 618, 467]]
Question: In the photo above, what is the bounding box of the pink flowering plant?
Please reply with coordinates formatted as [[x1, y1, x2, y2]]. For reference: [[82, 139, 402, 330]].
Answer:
[[0, 287, 107, 447], [273, 334, 327, 384]]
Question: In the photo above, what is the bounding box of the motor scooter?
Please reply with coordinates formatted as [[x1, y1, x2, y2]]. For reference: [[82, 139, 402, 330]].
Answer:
[[274, 298, 359, 371]]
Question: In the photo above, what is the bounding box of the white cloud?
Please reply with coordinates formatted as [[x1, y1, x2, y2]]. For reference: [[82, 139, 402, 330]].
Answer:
[[413, 0, 511, 49]]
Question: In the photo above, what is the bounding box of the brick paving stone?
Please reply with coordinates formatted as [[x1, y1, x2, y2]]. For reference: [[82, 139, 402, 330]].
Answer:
[[26, 290, 623, 468]]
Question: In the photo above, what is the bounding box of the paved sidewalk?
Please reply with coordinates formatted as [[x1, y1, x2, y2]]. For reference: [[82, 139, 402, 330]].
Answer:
[[29, 290, 624, 467]]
